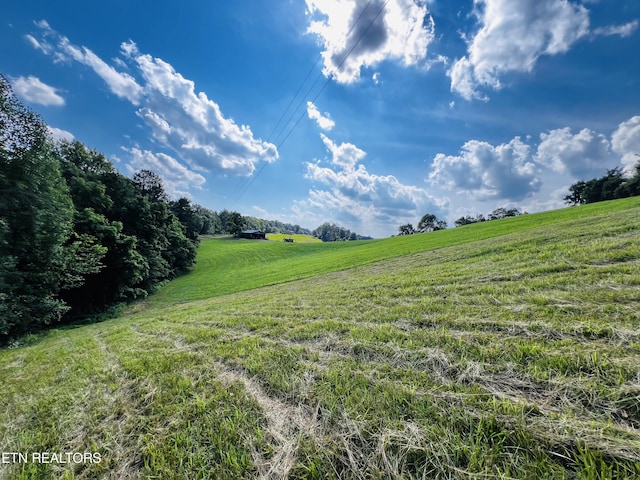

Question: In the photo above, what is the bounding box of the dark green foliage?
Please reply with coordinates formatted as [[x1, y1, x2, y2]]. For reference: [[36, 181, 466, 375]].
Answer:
[[397, 223, 416, 236], [312, 222, 372, 241], [565, 163, 640, 205], [487, 207, 522, 220], [417, 213, 447, 232], [0, 75, 75, 336], [171, 198, 204, 244], [219, 209, 246, 236], [0, 80, 198, 340], [455, 214, 486, 227], [243, 216, 311, 235]]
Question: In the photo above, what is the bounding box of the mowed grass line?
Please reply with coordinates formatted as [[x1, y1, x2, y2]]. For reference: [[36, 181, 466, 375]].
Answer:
[[153, 197, 640, 306], [1, 197, 639, 478]]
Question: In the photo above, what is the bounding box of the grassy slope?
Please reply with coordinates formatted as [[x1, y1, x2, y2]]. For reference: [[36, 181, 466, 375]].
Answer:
[[155, 198, 640, 305], [1, 197, 639, 479], [265, 233, 322, 243]]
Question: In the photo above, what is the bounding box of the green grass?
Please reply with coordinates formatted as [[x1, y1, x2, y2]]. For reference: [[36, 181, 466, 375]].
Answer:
[[155, 197, 640, 305], [1, 197, 640, 479], [265, 233, 322, 243]]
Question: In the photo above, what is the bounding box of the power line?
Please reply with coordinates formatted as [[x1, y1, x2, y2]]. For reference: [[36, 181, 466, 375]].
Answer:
[[232, 0, 387, 207], [275, 0, 390, 151]]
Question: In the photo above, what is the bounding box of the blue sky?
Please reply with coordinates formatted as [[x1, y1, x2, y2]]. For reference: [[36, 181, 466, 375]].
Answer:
[[2, 0, 640, 237]]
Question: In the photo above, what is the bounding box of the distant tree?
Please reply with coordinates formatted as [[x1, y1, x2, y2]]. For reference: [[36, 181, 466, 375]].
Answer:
[[564, 166, 633, 205], [417, 213, 447, 232], [487, 207, 522, 220], [454, 214, 486, 227], [564, 180, 588, 206], [312, 222, 370, 241], [222, 210, 245, 236], [622, 158, 640, 197], [397, 223, 415, 236]]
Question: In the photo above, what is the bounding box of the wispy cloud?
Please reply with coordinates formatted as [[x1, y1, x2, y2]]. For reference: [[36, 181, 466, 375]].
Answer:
[[9, 75, 65, 106], [305, 0, 435, 83], [28, 21, 278, 179], [593, 20, 639, 38], [306, 101, 335, 130]]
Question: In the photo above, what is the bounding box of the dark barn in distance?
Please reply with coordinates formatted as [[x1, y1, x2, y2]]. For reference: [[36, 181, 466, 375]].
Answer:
[[239, 229, 266, 240]]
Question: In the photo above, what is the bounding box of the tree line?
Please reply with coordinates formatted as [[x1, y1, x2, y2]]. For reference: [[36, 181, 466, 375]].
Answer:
[[1, 76, 209, 341], [564, 162, 640, 206], [398, 207, 524, 236], [312, 222, 373, 242]]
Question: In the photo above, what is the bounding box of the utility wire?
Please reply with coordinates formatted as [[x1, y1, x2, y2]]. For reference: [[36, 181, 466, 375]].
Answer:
[[232, 0, 386, 207]]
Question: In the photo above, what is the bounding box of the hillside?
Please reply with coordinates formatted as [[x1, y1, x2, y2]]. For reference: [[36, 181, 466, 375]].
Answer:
[[1, 197, 639, 479]]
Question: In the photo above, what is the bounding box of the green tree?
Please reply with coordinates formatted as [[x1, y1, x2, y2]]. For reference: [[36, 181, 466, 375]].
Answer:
[[417, 213, 447, 233], [487, 207, 522, 220], [171, 197, 204, 244], [397, 223, 415, 236], [454, 214, 486, 227], [0, 75, 74, 336]]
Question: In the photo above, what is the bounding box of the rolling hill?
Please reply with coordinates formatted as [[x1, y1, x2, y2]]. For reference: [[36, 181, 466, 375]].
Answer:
[[1, 197, 639, 479]]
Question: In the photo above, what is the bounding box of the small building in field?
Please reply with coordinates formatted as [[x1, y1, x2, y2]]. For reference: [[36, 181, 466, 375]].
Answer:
[[239, 229, 266, 240]]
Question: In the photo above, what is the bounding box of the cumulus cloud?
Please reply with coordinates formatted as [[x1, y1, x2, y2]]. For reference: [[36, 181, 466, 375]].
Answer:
[[429, 137, 540, 201], [449, 0, 590, 100], [28, 22, 278, 177], [427, 115, 640, 215], [305, 0, 435, 83], [10, 75, 65, 106], [302, 134, 444, 235], [124, 147, 206, 198], [611, 116, 640, 172], [306, 101, 335, 130], [535, 127, 612, 177]]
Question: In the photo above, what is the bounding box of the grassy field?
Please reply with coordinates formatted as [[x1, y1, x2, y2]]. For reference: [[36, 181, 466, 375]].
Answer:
[[1, 197, 639, 479], [265, 233, 322, 243]]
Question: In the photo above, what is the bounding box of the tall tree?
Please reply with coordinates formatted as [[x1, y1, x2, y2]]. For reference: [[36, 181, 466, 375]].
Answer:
[[0, 75, 74, 335]]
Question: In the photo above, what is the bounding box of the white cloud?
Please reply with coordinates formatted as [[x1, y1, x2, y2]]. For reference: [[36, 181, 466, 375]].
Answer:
[[611, 116, 640, 172], [47, 126, 74, 142], [319, 133, 365, 169], [58, 37, 144, 105], [124, 147, 206, 198], [30, 20, 143, 104], [429, 137, 540, 201], [535, 127, 613, 177], [305, 0, 435, 83], [306, 101, 335, 130], [593, 20, 639, 38], [301, 133, 445, 236], [127, 42, 278, 175], [28, 22, 278, 177], [449, 0, 590, 100], [24, 34, 53, 55], [10, 75, 65, 106]]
